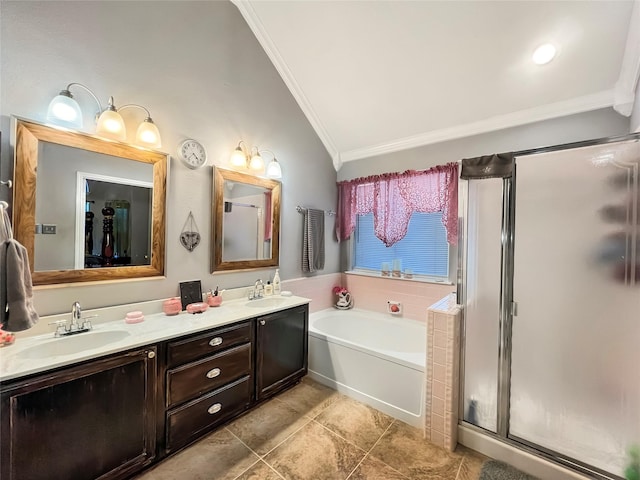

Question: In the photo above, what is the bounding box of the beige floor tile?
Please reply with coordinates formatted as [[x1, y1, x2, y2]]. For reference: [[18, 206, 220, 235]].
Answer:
[[347, 455, 409, 480], [455, 446, 488, 480], [369, 421, 464, 480], [275, 377, 342, 418], [315, 395, 394, 451], [134, 428, 258, 480], [226, 398, 311, 456], [235, 460, 284, 480], [264, 421, 366, 480]]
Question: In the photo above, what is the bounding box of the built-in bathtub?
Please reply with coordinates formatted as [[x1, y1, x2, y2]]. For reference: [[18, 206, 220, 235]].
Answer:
[[308, 308, 426, 427]]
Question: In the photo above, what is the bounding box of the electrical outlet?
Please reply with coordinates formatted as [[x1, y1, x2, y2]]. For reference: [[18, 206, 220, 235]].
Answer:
[[42, 224, 57, 234]]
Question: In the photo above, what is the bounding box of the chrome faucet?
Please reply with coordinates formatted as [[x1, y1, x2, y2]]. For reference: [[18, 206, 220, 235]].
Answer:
[[48, 301, 96, 337], [71, 301, 82, 330], [249, 279, 264, 300]]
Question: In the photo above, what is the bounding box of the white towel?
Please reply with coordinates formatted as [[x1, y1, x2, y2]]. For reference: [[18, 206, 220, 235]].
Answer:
[[302, 208, 325, 273], [0, 239, 39, 332]]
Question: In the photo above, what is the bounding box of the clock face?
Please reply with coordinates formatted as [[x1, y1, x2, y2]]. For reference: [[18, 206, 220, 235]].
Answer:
[[178, 139, 207, 169]]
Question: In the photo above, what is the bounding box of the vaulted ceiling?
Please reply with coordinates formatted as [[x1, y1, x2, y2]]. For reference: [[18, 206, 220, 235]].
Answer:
[[234, 1, 640, 169]]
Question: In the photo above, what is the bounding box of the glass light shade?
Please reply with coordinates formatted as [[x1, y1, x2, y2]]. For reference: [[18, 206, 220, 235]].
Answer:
[[230, 147, 247, 167], [266, 159, 282, 179], [249, 152, 264, 171], [96, 109, 126, 141], [136, 118, 161, 148], [46, 92, 83, 128], [532, 43, 556, 65]]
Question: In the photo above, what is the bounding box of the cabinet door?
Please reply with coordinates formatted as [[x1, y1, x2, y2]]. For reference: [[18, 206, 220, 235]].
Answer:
[[256, 305, 308, 400], [0, 347, 157, 480]]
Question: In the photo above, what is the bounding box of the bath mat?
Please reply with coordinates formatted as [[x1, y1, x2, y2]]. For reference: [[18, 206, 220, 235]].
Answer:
[[479, 460, 539, 480]]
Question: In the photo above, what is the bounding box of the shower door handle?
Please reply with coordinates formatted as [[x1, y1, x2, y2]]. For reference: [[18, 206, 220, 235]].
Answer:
[[511, 301, 518, 317]]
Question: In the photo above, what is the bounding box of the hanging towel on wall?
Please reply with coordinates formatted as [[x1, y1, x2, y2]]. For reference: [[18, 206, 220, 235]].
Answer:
[[302, 208, 325, 273], [0, 239, 39, 332]]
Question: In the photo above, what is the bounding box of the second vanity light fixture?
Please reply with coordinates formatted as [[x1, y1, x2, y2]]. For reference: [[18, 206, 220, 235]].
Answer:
[[46, 82, 162, 148], [230, 141, 282, 179]]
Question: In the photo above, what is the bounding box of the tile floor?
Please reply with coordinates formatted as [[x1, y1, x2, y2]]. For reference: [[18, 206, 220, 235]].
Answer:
[[135, 377, 488, 480]]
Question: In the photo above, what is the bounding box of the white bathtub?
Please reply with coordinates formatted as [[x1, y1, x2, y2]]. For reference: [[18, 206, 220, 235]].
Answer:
[[308, 308, 426, 427]]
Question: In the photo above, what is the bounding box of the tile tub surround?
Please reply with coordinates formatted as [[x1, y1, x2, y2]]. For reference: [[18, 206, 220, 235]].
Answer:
[[425, 294, 461, 451], [283, 272, 343, 313], [134, 377, 489, 480], [344, 272, 454, 321]]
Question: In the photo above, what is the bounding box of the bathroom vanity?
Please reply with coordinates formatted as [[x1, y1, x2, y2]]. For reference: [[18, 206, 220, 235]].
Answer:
[[0, 297, 309, 480]]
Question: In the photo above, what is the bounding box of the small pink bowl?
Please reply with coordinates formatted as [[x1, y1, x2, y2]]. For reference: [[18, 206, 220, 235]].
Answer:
[[186, 302, 209, 314], [207, 295, 222, 307], [125, 311, 144, 324], [163, 297, 182, 316]]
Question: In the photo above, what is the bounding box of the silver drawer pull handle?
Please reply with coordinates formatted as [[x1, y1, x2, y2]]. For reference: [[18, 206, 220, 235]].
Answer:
[[209, 337, 223, 347], [207, 403, 222, 415], [206, 368, 221, 379]]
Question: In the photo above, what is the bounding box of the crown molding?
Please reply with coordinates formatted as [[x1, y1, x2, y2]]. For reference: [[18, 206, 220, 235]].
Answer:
[[613, 0, 640, 116], [232, 0, 340, 168], [339, 90, 615, 163]]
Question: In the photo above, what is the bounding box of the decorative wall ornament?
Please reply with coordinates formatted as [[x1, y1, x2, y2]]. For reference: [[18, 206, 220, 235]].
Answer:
[[180, 211, 201, 252]]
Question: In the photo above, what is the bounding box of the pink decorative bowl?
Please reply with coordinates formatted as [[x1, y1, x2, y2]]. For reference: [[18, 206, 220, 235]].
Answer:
[[163, 297, 182, 316], [207, 295, 222, 307], [186, 302, 209, 314]]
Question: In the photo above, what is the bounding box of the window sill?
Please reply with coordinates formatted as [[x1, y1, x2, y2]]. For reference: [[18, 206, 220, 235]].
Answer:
[[345, 270, 454, 286]]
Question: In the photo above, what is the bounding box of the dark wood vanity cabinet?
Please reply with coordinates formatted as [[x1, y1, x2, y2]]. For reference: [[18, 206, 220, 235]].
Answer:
[[256, 305, 309, 401], [164, 321, 254, 453], [0, 303, 309, 479], [0, 346, 157, 480]]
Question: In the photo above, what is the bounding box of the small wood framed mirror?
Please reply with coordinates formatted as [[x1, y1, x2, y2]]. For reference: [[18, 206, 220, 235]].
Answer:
[[12, 118, 168, 285], [212, 167, 281, 272]]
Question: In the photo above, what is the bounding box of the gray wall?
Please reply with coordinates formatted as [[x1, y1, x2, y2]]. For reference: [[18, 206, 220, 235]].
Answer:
[[338, 108, 630, 180], [0, 1, 338, 316]]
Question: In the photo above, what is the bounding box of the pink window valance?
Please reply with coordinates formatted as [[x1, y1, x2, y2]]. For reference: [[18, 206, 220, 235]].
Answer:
[[336, 163, 458, 246]]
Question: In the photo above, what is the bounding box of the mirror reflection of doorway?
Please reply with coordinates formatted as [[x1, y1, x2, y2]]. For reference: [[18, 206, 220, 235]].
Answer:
[[76, 173, 152, 269]]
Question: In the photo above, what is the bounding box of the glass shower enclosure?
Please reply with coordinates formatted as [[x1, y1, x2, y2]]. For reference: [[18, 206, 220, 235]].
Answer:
[[459, 136, 640, 479]]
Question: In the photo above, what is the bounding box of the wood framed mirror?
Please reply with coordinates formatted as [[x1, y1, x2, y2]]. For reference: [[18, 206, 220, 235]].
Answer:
[[12, 118, 167, 285], [212, 167, 280, 272]]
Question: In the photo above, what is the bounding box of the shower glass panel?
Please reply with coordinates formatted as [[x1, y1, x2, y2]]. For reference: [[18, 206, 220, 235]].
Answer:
[[510, 141, 640, 477], [462, 178, 504, 432]]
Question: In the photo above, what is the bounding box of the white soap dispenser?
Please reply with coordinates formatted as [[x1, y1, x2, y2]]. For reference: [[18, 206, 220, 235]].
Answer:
[[273, 269, 281, 295]]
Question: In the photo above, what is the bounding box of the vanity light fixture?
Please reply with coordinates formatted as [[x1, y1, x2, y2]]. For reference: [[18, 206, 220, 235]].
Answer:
[[46, 82, 162, 148], [248, 147, 264, 172], [117, 103, 162, 148], [95, 96, 126, 142], [229, 142, 282, 178], [230, 141, 250, 167], [46, 82, 102, 129], [261, 150, 282, 179]]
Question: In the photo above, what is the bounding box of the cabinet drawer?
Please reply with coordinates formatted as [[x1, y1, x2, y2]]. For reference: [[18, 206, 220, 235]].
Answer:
[[167, 343, 251, 408], [166, 375, 251, 451], [167, 321, 251, 368]]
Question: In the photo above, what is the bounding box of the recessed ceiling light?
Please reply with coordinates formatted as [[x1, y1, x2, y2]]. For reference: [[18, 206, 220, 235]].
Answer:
[[532, 43, 557, 65]]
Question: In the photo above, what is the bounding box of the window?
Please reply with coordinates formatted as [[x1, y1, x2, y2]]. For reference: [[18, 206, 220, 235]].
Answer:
[[353, 211, 449, 279]]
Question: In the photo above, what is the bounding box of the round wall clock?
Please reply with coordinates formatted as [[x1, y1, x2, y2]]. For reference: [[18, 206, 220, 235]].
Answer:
[[178, 139, 207, 169]]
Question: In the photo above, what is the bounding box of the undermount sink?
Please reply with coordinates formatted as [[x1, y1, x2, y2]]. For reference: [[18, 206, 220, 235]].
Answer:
[[18, 330, 131, 359], [244, 297, 287, 309]]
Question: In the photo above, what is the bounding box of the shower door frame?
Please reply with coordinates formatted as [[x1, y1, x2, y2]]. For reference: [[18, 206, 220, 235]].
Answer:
[[457, 132, 640, 480]]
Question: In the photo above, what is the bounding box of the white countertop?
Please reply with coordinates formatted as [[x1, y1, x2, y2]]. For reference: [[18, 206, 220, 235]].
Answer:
[[0, 295, 310, 383]]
